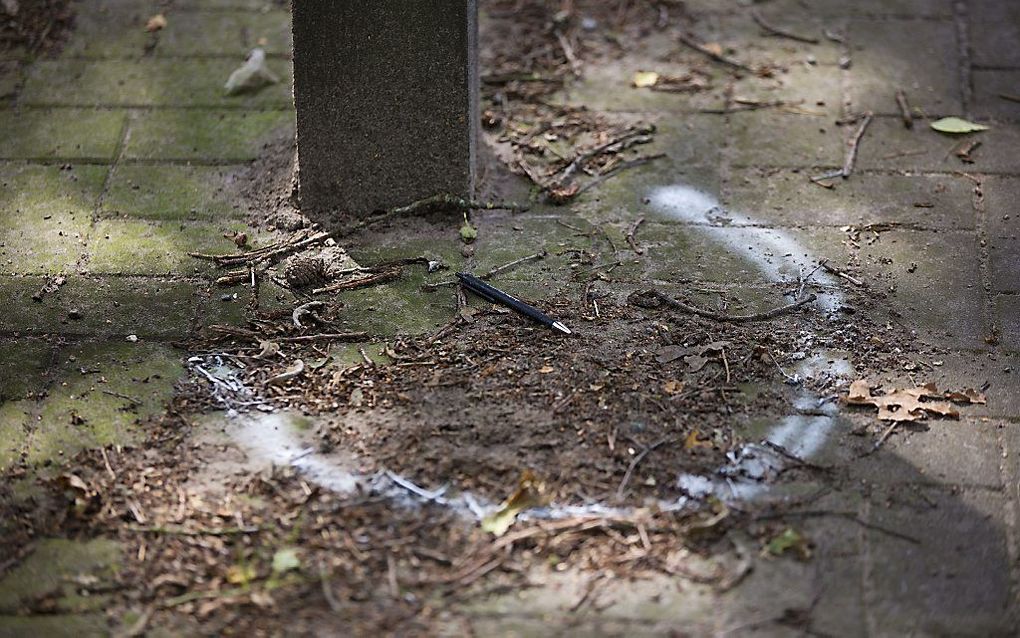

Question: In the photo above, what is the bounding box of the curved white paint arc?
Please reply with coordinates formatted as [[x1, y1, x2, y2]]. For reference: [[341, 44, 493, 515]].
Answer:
[[221, 181, 855, 513]]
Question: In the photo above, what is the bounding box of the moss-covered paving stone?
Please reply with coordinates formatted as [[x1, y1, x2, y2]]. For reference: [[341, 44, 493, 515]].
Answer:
[[154, 10, 293, 57], [21, 58, 293, 108], [0, 400, 31, 470], [729, 109, 843, 168], [100, 163, 246, 221], [856, 117, 1020, 174], [123, 109, 294, 161], [0, 614, 109, 638], [469, 214, 599, 281], [0, 275, 199, 339], [0, 339, 52, 401], [0, 538, 122, 615], [0, 108, 125, 160], [0, 61, 21, 99], [0, 163, 106, 274], [334, 277, 456, 337], [26, 340, 183, 464], [61, 1, 290, 58], [87, 219, 261, 276]]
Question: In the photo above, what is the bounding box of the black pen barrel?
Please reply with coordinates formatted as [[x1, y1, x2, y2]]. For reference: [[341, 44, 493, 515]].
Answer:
[[456, 273, 553, 326]]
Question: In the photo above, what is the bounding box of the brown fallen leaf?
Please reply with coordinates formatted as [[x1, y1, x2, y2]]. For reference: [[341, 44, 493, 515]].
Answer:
[[845, 380, 960, 422], [944, 388, 987, 404], [145, 13, 167, 32], [683, 429, 712, 450]]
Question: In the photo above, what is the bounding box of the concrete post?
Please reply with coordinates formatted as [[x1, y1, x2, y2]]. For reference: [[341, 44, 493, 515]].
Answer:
[[291, 0, 479, 226]]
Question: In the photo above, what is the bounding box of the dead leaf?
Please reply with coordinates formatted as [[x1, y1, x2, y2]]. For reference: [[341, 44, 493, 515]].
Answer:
[[944, 388, 987, 404], [683, 429, 711, 450], [538, 365, 555, 374], [663, 380, 685, 395], [845, 379, 961, 421], [145, 13, 167, 32], [481, 471, 547, 537]]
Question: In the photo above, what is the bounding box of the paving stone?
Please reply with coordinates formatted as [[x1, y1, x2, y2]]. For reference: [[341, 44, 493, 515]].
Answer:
[[864, 486, 1013, 635], [728, 110, 843, 167], [996, 295, 1020, 352], [64, 1, 291, 58], [20, 58, 293, 108], [123, 109, 294, 161], [725, 169, 976, 229], [86, 219, 258, 275], [724, 60, 843, 112], [0, 339, 52, 401], [0, 615, 108, 638], [855, 229, 987, 349], [558, 49, 728, 114], [100, 163, 245, 221], [0, 538, 121, 614], [0, 163, 106, 273], [574, 158, 722, 227], [972, 70, 1020, 122], [469, 214, 601, 281], [159, 10, 292, 57], [846, 19, 962, 116], [969, 0, 1020, 68], [0, 400, 31, 470], [699, 11, 845, 67], [0, 108, 125, 160], [985, 176, 1020, 293], [0, 275, 198, 339], [850, 414, 1002, 487], [26, 341, 183, 464], [902, 351, 1020, 418], [856, 116, 1020, 174], [0, 61, 20, 99], [767, 0, 953, 18]]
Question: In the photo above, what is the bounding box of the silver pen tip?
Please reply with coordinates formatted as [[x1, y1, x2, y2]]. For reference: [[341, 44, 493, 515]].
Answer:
[[552, 321, 571, 335]]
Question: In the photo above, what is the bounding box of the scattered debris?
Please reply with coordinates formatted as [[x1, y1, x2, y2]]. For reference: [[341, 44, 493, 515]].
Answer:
[[224, 48, 280, 96], [630, 289, 817, 323], [811, 112, 872, 185], [895, 89, 913, 128], [265, 359, 305, 387], [750, 11, 819, 44], [930, 117, 989, 134], [677, 31, 758, 75]]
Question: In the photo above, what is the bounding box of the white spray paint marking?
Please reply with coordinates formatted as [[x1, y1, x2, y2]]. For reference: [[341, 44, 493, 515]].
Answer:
[[649, 184, 854, 501], [219, 182, 856, 513], [647, 185, 844, 313]]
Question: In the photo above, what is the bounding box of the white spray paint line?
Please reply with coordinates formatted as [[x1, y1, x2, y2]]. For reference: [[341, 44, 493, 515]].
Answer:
[[648, 184, 853, 501], [647, 185, 844, 313], [217, 182, 855, 514]]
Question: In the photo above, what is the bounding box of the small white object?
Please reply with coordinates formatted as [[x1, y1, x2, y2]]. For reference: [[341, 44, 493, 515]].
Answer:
[[126, 334, 139, 342], [224, 48, 280, 96]]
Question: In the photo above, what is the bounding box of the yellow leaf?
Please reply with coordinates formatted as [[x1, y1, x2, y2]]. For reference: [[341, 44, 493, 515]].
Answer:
[[481, 471, 547, 537], [684, 430, 712, 450], [226, 563, 256, 586], [632, 71, 660, 88]]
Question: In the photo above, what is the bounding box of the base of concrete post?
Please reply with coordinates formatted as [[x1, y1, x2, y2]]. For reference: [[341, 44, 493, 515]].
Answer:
[[292, 0, 479, 228]]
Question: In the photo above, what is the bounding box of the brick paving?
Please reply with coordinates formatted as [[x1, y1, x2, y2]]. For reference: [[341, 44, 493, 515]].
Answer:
[[1, 0, 1018, 635]]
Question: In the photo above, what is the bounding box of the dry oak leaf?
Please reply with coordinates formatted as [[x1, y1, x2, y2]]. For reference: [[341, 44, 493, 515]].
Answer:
[[846, 380, 959, 422], [145, 13, 167, 32]]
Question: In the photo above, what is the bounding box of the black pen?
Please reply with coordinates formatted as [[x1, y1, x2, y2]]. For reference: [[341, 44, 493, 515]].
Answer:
[[456, 272, 571, 335]]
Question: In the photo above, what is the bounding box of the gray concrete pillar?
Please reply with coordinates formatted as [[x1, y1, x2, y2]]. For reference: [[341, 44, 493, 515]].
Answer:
[[291, 0, 479, 226]]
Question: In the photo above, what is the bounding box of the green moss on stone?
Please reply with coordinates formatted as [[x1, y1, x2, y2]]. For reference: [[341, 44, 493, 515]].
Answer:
[[101, 164, 246, 221], [0, 538, 121, 614], [123, 109, 294, 161], [0, 109, 126, 161]]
